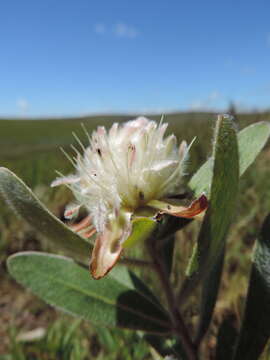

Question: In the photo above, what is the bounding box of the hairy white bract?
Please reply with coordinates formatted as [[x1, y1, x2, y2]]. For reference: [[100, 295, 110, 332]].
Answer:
[[52, 116, 190, 232]]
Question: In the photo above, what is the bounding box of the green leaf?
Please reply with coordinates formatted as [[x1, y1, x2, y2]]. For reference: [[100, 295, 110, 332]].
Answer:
[[180, 120, 270, 334], [180, 115, 239, 300], [7, 251, 171, 334], [195, 248, 225, 344], [233, 214, 270, 360], [238, 121, 270, 176], [0, 167, 91, 261], [189, 121, 270, 197], [110, 265, 167, 311], [124, 217, 156, 248]]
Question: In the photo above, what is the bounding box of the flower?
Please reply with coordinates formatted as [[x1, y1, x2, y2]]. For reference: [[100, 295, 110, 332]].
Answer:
[[51, 116, 207, 279]]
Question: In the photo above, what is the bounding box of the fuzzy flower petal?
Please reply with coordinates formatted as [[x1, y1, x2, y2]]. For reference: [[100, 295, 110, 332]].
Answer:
[[52, 116, 207, 278]]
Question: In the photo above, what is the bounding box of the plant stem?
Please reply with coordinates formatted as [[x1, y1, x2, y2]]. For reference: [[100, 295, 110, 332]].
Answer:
[[147, 238, 198, 360]]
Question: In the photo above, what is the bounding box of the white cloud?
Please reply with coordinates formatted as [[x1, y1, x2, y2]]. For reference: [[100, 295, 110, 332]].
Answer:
[[114, 23, 139, 39], [16, 98, 29, 114], [189, 102, 202, 110], [93, 22, 139, 39], [208, 91, 220, 101], [94, 23, 106, 35], [189, 91, 221, 110]]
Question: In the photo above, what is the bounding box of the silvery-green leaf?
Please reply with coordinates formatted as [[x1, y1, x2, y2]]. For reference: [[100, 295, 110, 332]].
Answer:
[[189, 121, 270, 197], [180, 115, 239, 302], [179, 120, 270, 338], [7, 251, 171, 334], [0, 167, 90, 261], [195, 248, 225, 343]]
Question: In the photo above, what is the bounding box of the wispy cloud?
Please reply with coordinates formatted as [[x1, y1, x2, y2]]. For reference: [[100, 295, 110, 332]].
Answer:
[[94, 22, 139, 39], [189, 91, 221, 110], [94, 23, 106, 35], [16, 98, 29, 114], [114, 23, 139, 38]]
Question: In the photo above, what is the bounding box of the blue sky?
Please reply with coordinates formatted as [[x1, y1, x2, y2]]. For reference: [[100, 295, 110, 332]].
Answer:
[[0, 0, 270, 117]]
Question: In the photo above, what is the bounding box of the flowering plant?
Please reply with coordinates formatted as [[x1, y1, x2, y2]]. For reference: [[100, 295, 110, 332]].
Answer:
[[1, 114, 270, 360], [51, 116, 207, 279]]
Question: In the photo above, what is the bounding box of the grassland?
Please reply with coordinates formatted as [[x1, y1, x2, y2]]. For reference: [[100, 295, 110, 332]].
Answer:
[[1, 111, 270, 359]]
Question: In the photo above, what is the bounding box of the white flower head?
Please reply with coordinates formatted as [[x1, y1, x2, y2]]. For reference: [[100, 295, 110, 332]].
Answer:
[[52, 116, 207, 279]]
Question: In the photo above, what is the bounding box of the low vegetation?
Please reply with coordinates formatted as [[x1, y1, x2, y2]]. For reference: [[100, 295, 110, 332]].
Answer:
[[1, 111, 270, 359]]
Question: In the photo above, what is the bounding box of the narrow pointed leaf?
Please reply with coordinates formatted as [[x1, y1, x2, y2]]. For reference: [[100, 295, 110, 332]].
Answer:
[[0, 167, 91, 261], [195, 248, 225, 343], [109, 266, 167, 311], [233, 214, 270, 360], [180, 115, 239, 301], [189, 121, 270, 197], [7, 252, 171, 334], [180, 120, 269, 329]]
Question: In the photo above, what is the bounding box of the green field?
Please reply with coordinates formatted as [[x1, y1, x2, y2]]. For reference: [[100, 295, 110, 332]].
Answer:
[[1, 111, 270, 359]]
